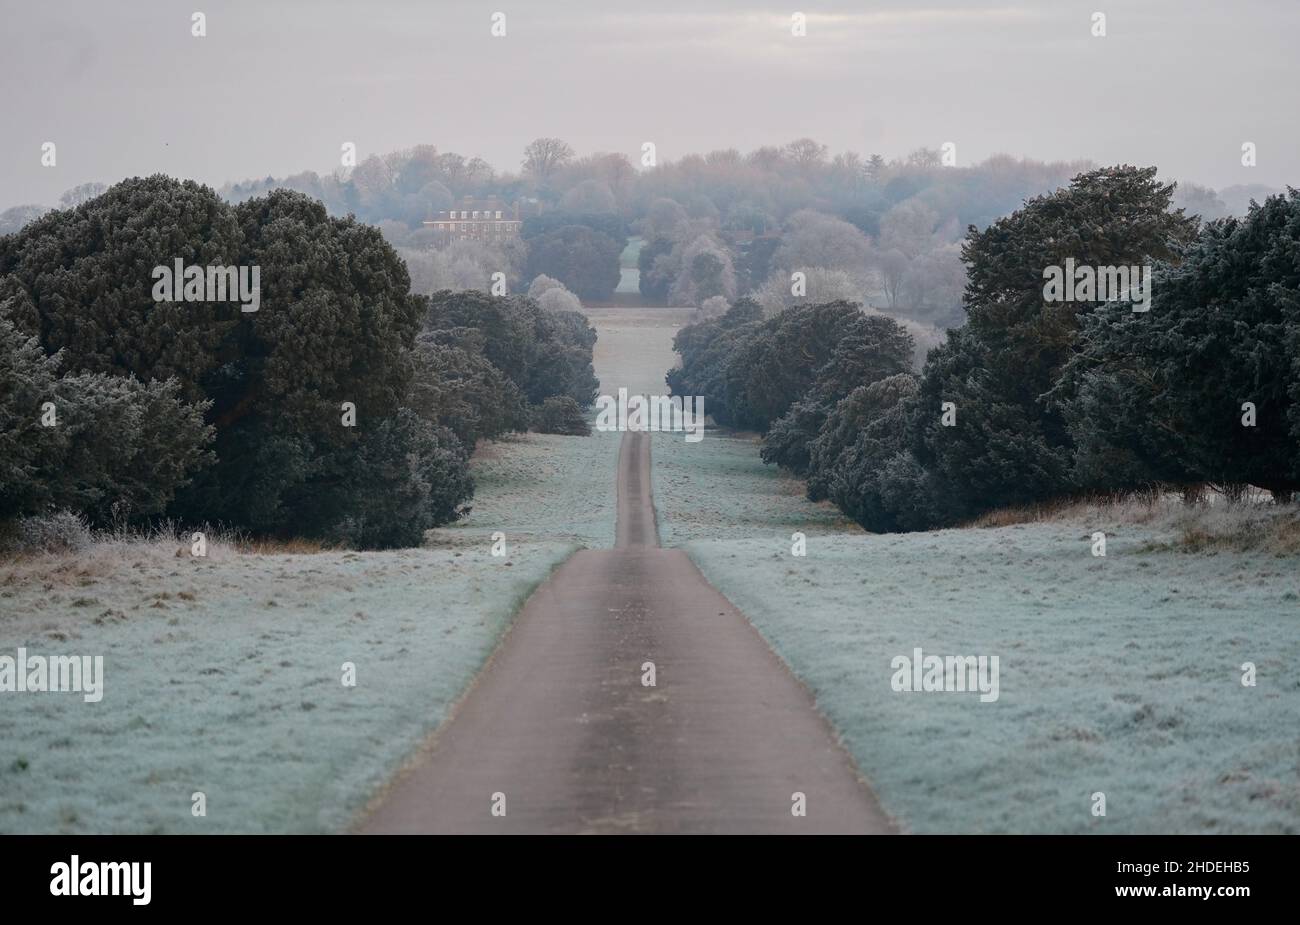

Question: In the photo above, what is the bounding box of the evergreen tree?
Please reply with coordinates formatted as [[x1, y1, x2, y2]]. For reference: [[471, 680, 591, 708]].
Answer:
[[913, 166, 1198, 516], [1057, 190, 1300, 498]]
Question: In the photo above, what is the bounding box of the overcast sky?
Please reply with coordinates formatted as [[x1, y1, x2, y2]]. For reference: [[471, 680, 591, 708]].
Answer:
[[2, 0, 1296, 209]]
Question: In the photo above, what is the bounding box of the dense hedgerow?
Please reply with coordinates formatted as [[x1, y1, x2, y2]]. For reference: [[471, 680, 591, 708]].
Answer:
[[531, 396, 592, 436]]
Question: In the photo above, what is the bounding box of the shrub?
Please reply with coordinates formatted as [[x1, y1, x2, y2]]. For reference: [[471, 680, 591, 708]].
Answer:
[[318, 410, 473, 550], [531, 396, 591, 436], [407, 340, 528, 447], [0, 315, 214, 524], [5, 511, 93, 555]]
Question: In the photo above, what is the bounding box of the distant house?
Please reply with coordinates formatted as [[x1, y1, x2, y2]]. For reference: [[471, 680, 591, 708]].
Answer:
[[423, 197, 522, 245]]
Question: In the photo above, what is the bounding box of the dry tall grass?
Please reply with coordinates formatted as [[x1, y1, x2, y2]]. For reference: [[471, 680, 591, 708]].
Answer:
[[969, 490, 1300, 555], [0, 520, 336, 589]]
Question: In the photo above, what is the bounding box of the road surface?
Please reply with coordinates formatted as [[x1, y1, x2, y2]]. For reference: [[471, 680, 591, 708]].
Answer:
[[357, 431, 895, 834]]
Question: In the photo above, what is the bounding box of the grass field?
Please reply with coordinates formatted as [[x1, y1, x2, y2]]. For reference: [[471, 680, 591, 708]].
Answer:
[[0, 535, 573, 833], [0, 307, 675, 834], [652, 426, 1300, 833], [651, 427, 857, 546]]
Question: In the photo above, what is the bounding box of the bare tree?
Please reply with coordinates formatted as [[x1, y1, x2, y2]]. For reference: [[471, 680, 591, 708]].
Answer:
[[58, 182, 107, 208], [871, 246, 910, 310], [785, 138, 829, 166], [522, 137, 575, 183]]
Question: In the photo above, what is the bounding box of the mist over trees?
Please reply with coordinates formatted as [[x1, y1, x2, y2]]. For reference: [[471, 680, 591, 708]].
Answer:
[[160, 137, 1279, 370], [524, 225, 622, 301], [4, 137, 1284, 324]]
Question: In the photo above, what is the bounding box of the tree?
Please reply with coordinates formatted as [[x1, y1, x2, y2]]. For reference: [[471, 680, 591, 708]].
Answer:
[[869, 246, 909, 310], [58, 182, 108, 209], [425, 289, 540, 391], [528, 276, 583, 313], [423, 289, 597, 406], [723, 301, 911, 431], [911, 165, 1200, 518], [642, 198, 689, 241], [0, 205, 50, 236], [524, 225, 621, 301], [0, 177, 451, 545], [1056, 190, 1300, 499], [316, 409, 472, 549], [522, 137, 575, 185], [1172, 181, 1229, 223], [407, 340, 528, 448], [772, 210, 872, 275], [785, 138, 829, 167], [0, 176, 244, 404], [760, 313, 915, 472], [532, 396, 591, 436], [906, 147, 943, 169], [898, 242, 966, 327], [560, 179, 617, 214], [754, 266, 872, 317], [522, 211, 628, 251], [807, 374, 940, 532], [879, 199, 939, 259], [0, 314, 213, 524], [638, 237, 675, 301], [529, 308, 599, 406], [668, 235, 736, 307]]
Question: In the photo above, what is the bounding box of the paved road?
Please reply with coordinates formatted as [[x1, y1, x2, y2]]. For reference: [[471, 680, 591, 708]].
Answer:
[[357, 431, 895, 834]]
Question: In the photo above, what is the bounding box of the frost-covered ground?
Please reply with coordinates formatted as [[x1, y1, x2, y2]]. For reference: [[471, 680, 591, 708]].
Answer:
[[0, 537, 572, 833], [584, 306, 693, 398], [0, 309, 681, 834], [615, 237, 643, 294], [651, 427, 858, 546], [440, 430, 620, 548], [657, 435, 1300, 832]]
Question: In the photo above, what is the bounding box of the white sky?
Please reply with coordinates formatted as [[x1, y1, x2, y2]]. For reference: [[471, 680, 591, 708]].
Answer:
[[1, 0, 1296, 208]]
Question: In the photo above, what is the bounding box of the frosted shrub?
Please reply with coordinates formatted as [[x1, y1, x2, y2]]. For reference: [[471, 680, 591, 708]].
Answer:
[[11, 511, 93, 554]]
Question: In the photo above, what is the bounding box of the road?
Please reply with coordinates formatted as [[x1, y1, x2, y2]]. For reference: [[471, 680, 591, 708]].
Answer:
[[357, 430, 895, 833]]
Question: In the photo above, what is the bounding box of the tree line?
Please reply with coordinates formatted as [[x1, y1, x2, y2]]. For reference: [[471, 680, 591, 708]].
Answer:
[[0, 176, 597, 549], [4, 140, 1282, 327], [195, 138, 1278, 334], [670, 167, 1300, 531]]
